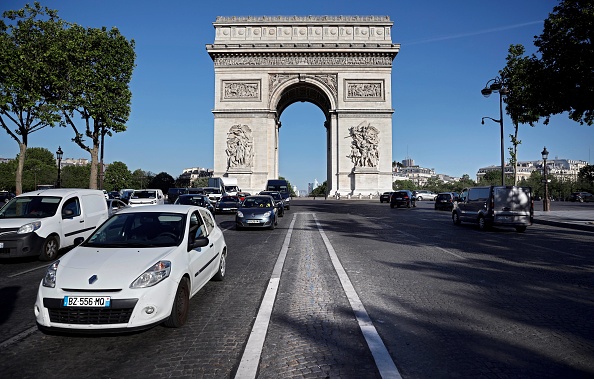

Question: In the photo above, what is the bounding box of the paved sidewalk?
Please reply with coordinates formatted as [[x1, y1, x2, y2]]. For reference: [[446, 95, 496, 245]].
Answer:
[[533, 210, 594, 232]]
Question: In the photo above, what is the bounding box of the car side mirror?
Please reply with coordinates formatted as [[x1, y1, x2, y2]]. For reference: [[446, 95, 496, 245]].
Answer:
[[74, 237, 85, 246], [62, 208, 74, 218], [188, 236, 209, 251]]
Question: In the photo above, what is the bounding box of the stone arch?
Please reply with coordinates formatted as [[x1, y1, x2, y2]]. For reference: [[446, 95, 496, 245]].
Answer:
[[206, 15, 400, 195]]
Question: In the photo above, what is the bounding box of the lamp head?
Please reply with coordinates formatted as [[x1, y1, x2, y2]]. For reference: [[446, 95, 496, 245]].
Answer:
[[481, 118, 485, 125], [481, 87, 492, 97], [56, 146, 63, 160], [541, 146, 549, 160]]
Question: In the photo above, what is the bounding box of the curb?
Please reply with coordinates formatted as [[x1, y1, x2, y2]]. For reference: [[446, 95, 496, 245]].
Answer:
[[532, 218, 594, 232]]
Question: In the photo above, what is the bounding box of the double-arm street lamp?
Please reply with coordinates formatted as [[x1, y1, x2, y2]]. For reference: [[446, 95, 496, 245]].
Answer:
[[481, 77, 508, 186], [542, 146, 550, 211], [56, 146, 63, 188]]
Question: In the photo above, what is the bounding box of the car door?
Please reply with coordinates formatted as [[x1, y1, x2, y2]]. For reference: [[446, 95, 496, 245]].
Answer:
[[187, 210, 217, 293], [60, 196, 85, 247]]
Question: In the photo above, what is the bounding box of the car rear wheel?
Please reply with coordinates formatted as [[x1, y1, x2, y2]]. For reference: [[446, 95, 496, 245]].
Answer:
[[417, 196, 423, 201], [164, 277, 190, 328], [452, 212, 461, 225], [39, 235, 59, 261]]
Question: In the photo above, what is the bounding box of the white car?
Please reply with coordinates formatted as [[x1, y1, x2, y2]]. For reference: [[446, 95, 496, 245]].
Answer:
[[35, 205, 227, 332]]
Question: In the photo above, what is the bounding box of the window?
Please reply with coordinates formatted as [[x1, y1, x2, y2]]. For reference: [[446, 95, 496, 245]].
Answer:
[[200, 208, 215, 235], [62, 197, 81, 218]]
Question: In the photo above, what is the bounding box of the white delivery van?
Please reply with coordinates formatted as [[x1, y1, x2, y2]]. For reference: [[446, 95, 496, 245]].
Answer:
[[128, 189, 165, 207], [0, 188, 109, 261]]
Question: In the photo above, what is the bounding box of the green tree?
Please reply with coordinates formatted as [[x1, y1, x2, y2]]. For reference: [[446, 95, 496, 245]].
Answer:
[[0, 159, 16, 192], [130, 169, 152, 189], [577, 164, 594, 191], [103, 161, 131, 191], [0, 3, 65, 194], [192, 177, 208, 188], [61, 164, 91, 188], [310, 181, 327, 197], [58, 24, 135, 189], [148, 172, 175, 193], [20, 147, 57, 191], [393, 180, 415, 191], [533, 0, 594, 125], [500, 44, 542, 184]]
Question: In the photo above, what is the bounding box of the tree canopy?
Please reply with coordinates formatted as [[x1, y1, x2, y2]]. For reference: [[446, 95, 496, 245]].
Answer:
[[0, 2, 65, 194]]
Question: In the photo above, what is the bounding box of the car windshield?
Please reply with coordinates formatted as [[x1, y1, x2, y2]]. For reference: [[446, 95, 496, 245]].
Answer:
[[241, 197, 272, 208], [0, 196, 61, 218], [85, 212, 185, 248], [132, 190, 156, 199], [220, 196, 238, 202], [261, 192, 281, 200], [177, 196, 206, 206]]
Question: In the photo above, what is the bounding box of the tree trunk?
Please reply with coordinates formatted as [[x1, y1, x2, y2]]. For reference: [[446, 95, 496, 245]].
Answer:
[[89, 145, 99, 189], [15, 142, 27, 195]]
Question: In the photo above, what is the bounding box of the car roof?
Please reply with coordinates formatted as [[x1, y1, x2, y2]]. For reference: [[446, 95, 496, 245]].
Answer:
[[116, 204, 198, 215]]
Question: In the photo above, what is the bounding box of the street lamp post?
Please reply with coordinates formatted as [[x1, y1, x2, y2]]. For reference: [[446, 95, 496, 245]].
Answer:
[[56, 146, 63, 188], [542, 146, 550, 211], [481, 77, 508, 186]]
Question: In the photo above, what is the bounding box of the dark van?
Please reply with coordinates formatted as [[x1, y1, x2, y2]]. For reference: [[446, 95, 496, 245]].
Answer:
[[265, 179, 291, 209], [452, 186, 533, 232]]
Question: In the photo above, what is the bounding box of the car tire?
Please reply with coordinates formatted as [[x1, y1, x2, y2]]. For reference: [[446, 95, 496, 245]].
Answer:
[[164, 277, 190, 328], [212, 250, 226, 281], [406, 202, 411, 208], [417, 196, 423, 201], [478, 216, 487, 231], [515, 226, 527, 233], [39, 235, 59, 261], [452, 212, 461, 225], [390, 203, 394, 209]]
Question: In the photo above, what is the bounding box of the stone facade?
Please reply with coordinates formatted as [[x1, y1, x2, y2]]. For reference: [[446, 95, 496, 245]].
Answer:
[[206, 16, 400, 195]]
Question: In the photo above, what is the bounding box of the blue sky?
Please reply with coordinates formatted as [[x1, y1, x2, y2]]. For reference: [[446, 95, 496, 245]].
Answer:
[[2, 0, 592, 192]]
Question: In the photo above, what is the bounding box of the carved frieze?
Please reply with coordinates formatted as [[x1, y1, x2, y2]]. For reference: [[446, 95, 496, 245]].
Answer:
[[222, 80, 261, 101], [226, 124, 254, 169], [345, 80, 384, 101], [214, 54, 394, 67], [347, 121, 380, 168]]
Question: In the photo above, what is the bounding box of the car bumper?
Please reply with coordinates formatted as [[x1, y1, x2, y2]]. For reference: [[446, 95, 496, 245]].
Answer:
[[0, 232, 45, 259], [34, 276, 179, 332], [236, 217, 274, 228]]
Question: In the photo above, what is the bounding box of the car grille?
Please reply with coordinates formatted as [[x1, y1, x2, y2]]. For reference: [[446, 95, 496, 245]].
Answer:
[[44, 298, 137, 325]]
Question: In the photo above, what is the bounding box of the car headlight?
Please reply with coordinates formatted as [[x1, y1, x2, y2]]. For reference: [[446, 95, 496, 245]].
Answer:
[[18, 221, 41, 234], [263, 211, 271, 217], [237, 211, 244, 217], [43, 260, 60, 288], [130, 261, 171, 288]]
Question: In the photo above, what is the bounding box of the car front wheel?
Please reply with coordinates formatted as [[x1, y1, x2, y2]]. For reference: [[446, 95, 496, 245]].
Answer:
[[452, 212, 461, 225], [164, 278, 190, 328], [39, 235, 59, 261]]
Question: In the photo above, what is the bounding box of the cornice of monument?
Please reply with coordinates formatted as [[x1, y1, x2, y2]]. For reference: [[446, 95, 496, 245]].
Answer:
[[214, 15, 392, 24]]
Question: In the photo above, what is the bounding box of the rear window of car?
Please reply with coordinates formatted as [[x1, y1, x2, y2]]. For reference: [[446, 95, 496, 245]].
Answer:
[[436, 194, 451, 200]]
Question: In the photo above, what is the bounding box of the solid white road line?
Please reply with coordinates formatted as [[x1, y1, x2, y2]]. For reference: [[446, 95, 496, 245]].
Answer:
[[234, 215, 297, 379], [313, 214, 402, 379]]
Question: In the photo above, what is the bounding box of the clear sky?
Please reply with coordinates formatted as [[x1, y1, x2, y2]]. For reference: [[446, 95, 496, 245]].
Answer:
[[2, 0, 592, 193]]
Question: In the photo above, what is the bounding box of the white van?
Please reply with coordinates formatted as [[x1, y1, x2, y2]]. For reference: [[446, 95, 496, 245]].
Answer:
[[128, 189, 165, 207], [0, 188, 109, 261]]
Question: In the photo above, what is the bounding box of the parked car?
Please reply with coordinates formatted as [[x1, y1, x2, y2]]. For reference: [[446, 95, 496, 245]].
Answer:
[[452, 185, 533, 232], [390, 190, 416, 208], [106, 198, 130, 216], [0, 189, 109, 261], [236, 195, 278, 230], [167, 188, 187, 204], [128, 189, 165, 207], [35, 205, 227, 333], [215, 195, 241, 214], [1, 191, 15, 205], [108, 191, 121, 199], [569, 192, 594, 202], [174, 194, 215, 215], [119, 189, 135, 204], [413, 190, 437, 201], [434, 192, 459, 211], [380, 192, 393, 203], [259, 191, 285, 217]]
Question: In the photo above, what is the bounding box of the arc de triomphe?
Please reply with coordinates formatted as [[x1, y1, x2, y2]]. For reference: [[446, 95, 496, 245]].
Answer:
[[206, 16, 400, 195]]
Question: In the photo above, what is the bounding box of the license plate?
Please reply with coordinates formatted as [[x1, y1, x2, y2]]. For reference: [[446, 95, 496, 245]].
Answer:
[[63, 296, 111, 307], [223, 208, 231, 211], [499, 216, 512, 221], [247, 220, 260, 224]]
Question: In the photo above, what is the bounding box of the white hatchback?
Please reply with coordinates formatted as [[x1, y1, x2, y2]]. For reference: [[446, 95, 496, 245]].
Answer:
[[35, 205, 227, 332], [128, 189, 165, 207]]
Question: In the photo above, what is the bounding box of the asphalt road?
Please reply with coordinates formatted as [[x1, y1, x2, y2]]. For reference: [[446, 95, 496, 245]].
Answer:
[[0, 199, 593, 378]]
